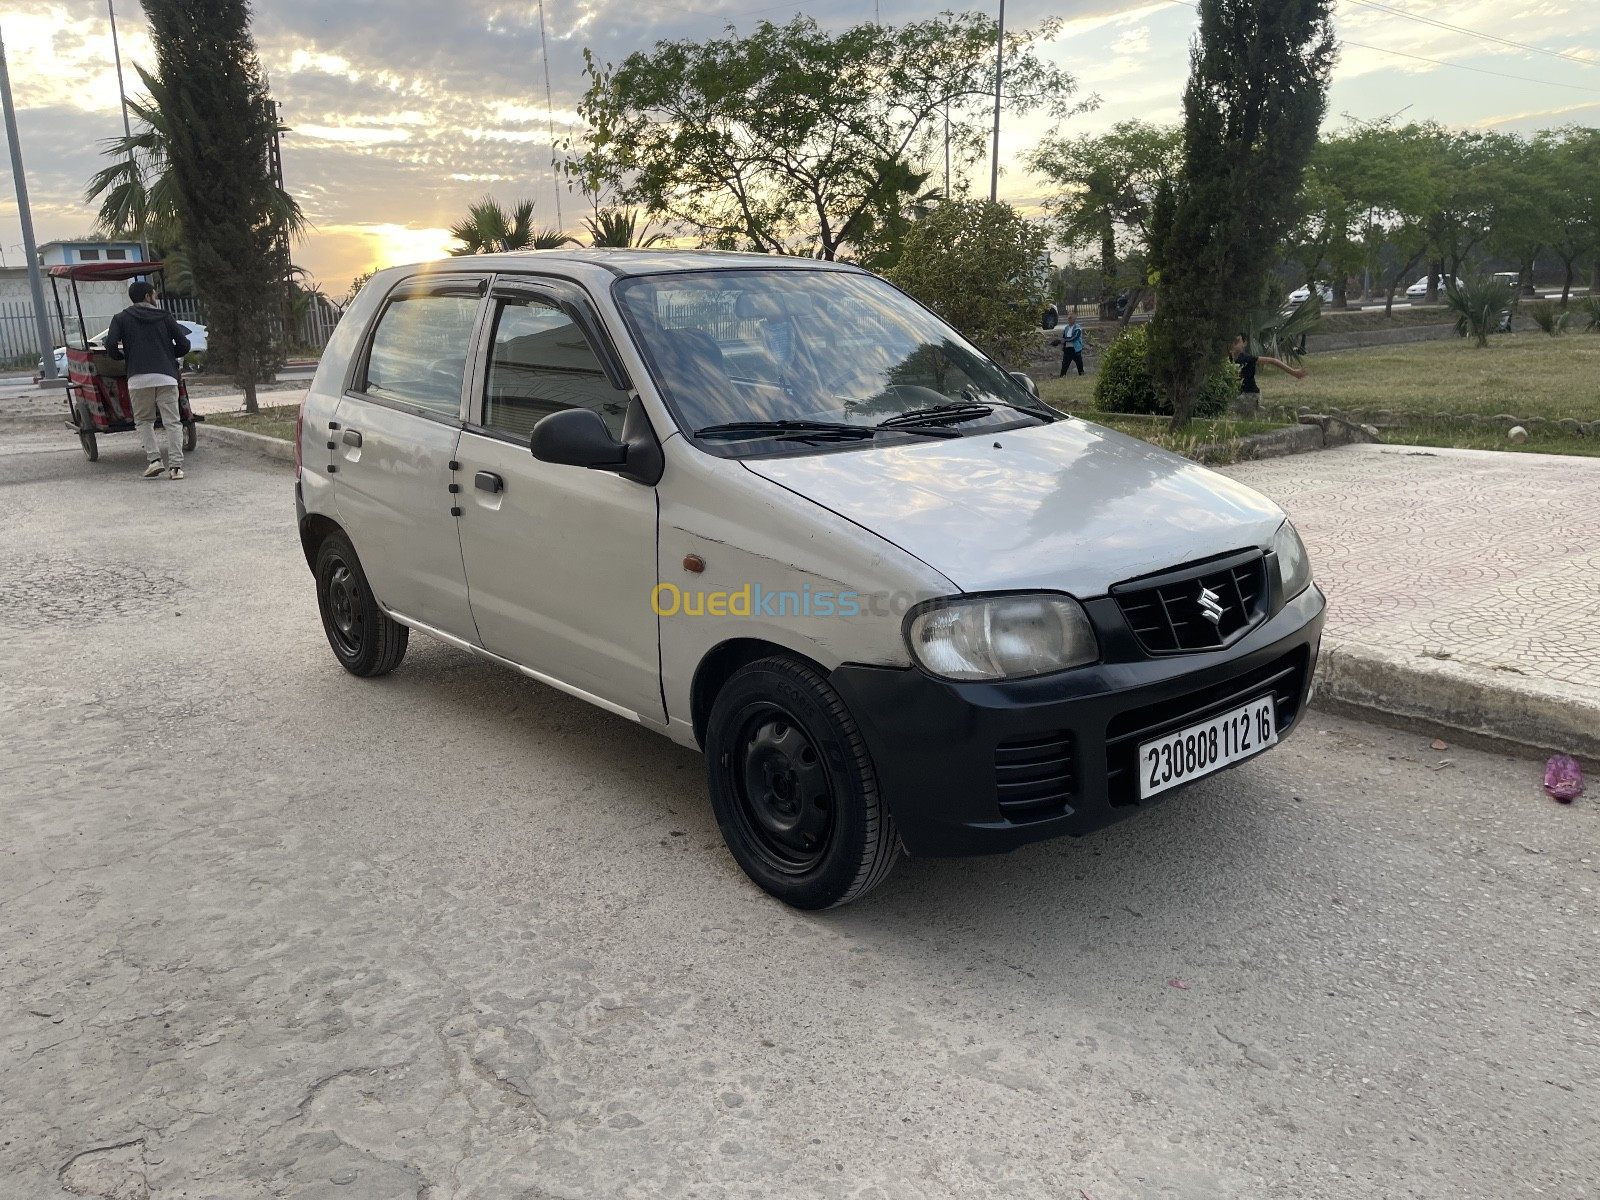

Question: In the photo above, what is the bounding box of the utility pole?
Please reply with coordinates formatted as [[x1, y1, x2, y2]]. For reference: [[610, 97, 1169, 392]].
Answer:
[[107, 0, 148, 261], [537, 0, 562, 232], [989, 0, 1005, 203], [0, 24, 59, 381]]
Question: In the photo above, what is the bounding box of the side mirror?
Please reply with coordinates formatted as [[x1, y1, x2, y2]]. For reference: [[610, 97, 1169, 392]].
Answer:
[[1009, 371, 1039, 398], [529, 395, 664, 487]]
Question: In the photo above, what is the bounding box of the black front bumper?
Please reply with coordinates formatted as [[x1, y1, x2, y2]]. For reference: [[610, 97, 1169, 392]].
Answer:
[[830, 585, 1326, 857]]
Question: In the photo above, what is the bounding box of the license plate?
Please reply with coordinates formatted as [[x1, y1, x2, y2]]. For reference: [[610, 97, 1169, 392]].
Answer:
[[1138, 695, 1278, 799]]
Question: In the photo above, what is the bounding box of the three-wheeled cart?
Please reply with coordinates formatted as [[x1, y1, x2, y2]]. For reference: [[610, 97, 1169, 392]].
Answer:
[[46, 260, 199, 463]]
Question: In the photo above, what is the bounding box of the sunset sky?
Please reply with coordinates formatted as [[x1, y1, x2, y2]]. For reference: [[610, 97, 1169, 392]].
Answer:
[[2, 0, 1597, 295]]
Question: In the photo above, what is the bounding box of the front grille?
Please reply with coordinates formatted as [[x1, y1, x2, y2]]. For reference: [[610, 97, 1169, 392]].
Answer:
[[994, 731, 1075, 822], [1103, 646, 1310, 807], [1113, 551, 1268, 654]]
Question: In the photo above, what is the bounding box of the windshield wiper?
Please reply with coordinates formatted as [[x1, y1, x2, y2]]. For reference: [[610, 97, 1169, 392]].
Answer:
[[875, 402, 994, 431], [694, 419, 877, 443]]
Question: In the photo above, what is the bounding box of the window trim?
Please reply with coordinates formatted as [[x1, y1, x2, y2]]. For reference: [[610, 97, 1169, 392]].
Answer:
[[466, 274, 633, 436], [346, 273, 490, 425]]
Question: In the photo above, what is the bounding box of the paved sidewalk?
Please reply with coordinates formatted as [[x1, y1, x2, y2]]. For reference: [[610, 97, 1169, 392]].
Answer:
[[1226, 444, 1600, 757]]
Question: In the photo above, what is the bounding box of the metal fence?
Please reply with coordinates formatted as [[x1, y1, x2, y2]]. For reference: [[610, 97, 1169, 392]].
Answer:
[[0, 294, 339, 371], [0, 301, 51, 370]]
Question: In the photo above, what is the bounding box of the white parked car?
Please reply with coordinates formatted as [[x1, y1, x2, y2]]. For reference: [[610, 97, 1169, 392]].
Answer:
[[1288, 283, 1334, 304], [38, 319, 207, 379], [296, 251, 1324, 908], [1405, 276, 1461, 298]]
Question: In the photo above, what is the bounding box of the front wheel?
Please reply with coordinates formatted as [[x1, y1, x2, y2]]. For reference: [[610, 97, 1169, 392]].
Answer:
[[79, 427, 99, 462], [705, 656, 900, 909], [314, 531, 408, 677], [182, 420, 197, 452]]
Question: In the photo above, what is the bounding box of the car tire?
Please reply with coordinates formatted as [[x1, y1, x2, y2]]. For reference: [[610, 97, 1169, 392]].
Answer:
[[314, 531, 408, 677], [705, 655, 901, 909]]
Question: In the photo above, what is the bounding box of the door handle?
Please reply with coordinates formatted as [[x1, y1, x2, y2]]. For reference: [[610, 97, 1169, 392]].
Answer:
[[342, 429, 363, 447], [474, 471, 504, 494]]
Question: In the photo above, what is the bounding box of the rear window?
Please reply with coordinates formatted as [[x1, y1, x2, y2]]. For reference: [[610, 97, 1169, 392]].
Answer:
[[361, 293, 480, 418]]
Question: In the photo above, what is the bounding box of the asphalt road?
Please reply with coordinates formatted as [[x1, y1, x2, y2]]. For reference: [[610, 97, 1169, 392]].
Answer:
[[2, 427, 1596, 1200]]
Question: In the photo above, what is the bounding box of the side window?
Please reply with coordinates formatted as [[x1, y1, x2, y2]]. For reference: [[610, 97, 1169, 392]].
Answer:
[[482, 297, 628, 438], [361, 292, 480, 418]]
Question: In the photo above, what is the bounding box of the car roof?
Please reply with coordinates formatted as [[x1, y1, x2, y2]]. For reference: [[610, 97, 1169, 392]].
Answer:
[[377, 248, 867, 284]]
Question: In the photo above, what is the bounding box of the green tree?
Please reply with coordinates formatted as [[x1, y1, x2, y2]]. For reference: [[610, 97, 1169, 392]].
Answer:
[[1146, 0, 1334, 427], [449, 197, 574, 255], [885, 199, 1047, 366], [571, 13, 1081, 261], [582, 207, 665, 248], [1026, 121, 1181, 318], [138, 0, 292, 413], [1543, 127, 1600, 305], [85, 63, 304, 305]]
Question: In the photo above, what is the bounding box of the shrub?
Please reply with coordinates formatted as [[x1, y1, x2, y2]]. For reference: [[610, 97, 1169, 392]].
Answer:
[[1444, 276, 1514, 348], [1581, 296, 1600, 332], [1527, 299, 1571, 336], [1094, 326, 1234, 418], [886, 199, 1049, 366]]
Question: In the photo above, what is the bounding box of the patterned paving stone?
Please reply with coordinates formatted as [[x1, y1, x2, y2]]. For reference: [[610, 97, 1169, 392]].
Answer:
[[1225, 444, 1600, 697]]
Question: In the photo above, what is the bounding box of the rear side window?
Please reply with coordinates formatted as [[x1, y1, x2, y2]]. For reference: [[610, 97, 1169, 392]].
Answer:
[[482, 296, 628, 438], [362, 293, 480, 418]]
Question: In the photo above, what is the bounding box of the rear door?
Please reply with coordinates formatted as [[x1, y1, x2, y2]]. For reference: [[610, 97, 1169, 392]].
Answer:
[[454, 276, 663, 722], [330, 274, 488, 637]]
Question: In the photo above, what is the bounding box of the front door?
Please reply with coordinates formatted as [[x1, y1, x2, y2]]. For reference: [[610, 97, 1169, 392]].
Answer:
[[454, 279, 663, 722], [331, 276, 486, 637]]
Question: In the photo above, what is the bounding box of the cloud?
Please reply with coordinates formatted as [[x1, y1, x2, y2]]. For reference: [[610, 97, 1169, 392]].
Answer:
[[1, 0, 1595, 294]]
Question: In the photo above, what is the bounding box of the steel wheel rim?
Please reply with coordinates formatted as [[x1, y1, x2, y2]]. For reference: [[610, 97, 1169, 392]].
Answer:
[[325, 560, 364, 656], [726, 702, 836, 875]]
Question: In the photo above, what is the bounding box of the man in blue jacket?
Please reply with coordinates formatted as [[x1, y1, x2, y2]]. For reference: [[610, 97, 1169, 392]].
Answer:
[[1056, 316, 1085, 376], [106, 281, 191, 479]]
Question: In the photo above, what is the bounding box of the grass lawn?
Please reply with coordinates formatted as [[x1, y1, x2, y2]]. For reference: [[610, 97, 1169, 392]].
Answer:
[[1287, 333, 1600, 422], [1368, 421, 1600, 457], [206, 404, 298, 442]]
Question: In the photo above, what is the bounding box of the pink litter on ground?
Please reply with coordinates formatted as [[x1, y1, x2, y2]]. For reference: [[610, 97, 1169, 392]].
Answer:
[[1544, 755, 1584, 803], [1167, 979, 1190, 990]]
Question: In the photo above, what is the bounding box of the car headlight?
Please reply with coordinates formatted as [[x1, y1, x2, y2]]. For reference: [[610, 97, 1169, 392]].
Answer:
[[1273, 520, 1312, 600], [906, 594, 1099, 681]]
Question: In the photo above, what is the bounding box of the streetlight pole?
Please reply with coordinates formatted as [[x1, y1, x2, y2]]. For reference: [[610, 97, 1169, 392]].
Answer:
[[0, 23, 59, 381], [989, 0, 1005, 203], [107, 0, 148, 261]]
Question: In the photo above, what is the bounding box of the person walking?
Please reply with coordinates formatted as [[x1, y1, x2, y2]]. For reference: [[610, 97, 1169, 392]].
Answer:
[[1230, 333, 1306, 415], [106, 281, 190, 479], [1057, 315, 1085, 377]]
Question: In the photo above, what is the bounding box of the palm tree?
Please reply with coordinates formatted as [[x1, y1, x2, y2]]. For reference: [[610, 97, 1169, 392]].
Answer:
[[85, 65, 306, 289], [449, 197, 574, 254], [583, 207, 666, 248]]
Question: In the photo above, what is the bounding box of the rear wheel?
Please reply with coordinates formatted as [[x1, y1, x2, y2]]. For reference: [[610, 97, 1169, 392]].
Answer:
[[705, 656, 900, 909], [314, 531, 408, 677], [72, 399, 98, 462], [182, 420, 197, 452]]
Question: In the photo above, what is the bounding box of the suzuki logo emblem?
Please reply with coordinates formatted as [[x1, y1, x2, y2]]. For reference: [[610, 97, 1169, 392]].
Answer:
[[1198, 585, 1225, 626]]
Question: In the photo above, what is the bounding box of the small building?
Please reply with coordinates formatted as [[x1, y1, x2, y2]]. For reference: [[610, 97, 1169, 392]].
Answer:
[[36, 240, 146, 267]]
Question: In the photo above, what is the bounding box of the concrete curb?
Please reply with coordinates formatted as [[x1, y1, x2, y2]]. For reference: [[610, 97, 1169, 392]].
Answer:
[[1313, 640, 1600, 760], [202, 422, 296, 464], [198, 419, 1595, 759]]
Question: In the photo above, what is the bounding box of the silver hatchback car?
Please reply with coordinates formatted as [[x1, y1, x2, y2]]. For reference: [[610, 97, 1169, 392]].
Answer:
[[296, 251, 1324, 908]]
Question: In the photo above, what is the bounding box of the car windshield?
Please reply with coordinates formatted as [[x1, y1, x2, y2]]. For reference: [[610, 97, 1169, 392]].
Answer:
[[615, 268, 1054, 455]]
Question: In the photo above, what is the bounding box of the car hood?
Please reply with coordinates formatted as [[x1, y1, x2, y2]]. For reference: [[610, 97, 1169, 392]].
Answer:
[[742, 418, 1287, 597]]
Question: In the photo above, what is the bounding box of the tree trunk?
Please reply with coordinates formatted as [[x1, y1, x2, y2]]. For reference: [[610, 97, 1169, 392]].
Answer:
[[1099, 225, 1117, 321], [1560, 256, 1574, 308], [243, 377, 258, 415], [1119, 286, 1144, 331], [1332, 280, 1348, 310], [1425, 260, 1442, 304]]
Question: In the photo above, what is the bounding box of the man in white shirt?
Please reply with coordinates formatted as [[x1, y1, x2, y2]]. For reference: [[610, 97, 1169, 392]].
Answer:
[[106, 281, 191, 479]]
